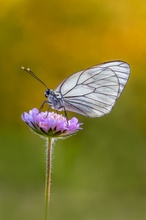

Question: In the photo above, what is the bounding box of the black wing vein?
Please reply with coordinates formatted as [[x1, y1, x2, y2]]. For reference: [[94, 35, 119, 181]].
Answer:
[[54, 60, 130, 117]]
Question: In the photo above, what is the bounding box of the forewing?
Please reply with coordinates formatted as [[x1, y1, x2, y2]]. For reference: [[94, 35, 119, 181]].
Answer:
[[55, 61, 130, 117], [96, 61, 130, 97]]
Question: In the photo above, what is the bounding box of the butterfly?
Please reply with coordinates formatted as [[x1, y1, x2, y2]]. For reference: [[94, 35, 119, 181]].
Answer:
[[22, 60, 130, 118]]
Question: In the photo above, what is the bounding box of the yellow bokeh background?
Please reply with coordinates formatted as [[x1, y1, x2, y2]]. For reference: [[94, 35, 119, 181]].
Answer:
[[0, 1, 146, 220]]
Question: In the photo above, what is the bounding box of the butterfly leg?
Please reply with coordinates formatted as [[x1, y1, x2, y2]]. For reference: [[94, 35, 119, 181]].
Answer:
[[63, 107, 69, 121], [39, 100, 49, 112], [45, 105, 51, 117]]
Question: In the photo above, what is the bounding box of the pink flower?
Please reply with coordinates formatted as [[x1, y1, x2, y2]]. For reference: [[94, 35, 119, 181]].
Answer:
[[21, 108, 82, 138]]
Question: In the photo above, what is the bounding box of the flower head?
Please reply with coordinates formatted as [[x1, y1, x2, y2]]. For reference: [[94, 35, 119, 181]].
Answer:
[[21, 108, 82, 138]]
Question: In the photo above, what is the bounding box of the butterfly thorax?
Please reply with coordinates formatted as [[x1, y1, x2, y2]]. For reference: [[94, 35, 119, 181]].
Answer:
[[45, 89, 64, 110]]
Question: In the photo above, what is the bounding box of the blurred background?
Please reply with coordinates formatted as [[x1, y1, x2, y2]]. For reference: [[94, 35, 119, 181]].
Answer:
[[0, 0, 146, 219]]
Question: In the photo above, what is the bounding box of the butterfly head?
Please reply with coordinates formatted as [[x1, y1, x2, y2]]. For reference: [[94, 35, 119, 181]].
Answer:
[[44, 89, 51, 98], [44, 89, 56, 101]]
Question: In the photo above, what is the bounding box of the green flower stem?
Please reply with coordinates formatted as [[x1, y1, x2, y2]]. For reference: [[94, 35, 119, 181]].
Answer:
[[45, 137, 53, 220]]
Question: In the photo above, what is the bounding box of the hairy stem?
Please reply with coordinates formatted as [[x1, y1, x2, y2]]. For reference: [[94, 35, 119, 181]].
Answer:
[[45, 137, 53, 220]]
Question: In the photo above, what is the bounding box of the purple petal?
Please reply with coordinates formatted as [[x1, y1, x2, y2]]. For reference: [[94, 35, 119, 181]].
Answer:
[[21, 108, 83, 138]]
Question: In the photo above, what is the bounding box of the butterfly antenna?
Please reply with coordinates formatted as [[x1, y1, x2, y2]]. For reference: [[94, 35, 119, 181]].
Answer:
[[21, 66, 48, 89]]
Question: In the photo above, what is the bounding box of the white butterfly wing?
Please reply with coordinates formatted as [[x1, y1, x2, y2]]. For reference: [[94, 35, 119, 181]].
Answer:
[[97, 61, 130, 97], [55, 61, 130, 117]]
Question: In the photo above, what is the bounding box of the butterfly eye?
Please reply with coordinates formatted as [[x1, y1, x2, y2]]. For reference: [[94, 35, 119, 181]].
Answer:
[[45, 89, 50, 98]]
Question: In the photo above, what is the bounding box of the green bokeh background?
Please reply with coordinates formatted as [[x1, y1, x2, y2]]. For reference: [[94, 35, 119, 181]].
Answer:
[[0, 0, 146, 219]]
